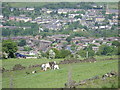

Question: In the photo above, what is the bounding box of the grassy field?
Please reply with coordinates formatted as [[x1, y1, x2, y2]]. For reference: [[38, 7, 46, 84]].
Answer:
[[7, 2, 118, 9], [2, 58, 63, 70], [77, 76, 118, 88], [2, 56, 118, 88], [96, 2, 118, 9], [107, 2, 118, 9], [2, 55, 118, 70], [7, 2, 57, 8]]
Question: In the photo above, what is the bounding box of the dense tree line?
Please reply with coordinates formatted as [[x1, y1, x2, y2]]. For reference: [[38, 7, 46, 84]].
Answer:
[[43, 2, 95, 9], [2, 2, 96, 19], [77, 41, 120, 58], [2, 27, 118, 38], [2, 40, 119, 59], [44, 48, 71, 59], [2, 21, 39, 36]]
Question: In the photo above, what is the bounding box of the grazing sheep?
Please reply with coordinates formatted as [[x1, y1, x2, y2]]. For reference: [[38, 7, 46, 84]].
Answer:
[[94, 61, 96, 63], [41, 63, 51, 71], [102, 71, 118, 80], [41, 64, 45, 70], [102, 76, 105, 80], [32, 70, 37, 73], [53, 61, 56, 65], [105, 73, 109, 77], [102, 73, 111, 80], [53, 65, 59, 70], [46, 63, 51, 69], [105, 73, 113, 77], [110, 71, 117, 76], [107, 73, 112, 77], [49, 61, 56, 69]]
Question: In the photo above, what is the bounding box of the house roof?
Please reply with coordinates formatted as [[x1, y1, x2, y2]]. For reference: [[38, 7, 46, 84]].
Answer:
[[108, 9, 118, 14]]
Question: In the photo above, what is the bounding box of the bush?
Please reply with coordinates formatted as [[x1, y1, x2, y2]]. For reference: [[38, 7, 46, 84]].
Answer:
[[13, 64, 26, 71], [18, 39, 26, 46]]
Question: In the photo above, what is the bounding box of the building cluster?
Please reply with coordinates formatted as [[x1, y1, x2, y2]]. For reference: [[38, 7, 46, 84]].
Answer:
[[2, 35, 118, 55], [1, 4, 119, 56], [0, 4, 118, 31]]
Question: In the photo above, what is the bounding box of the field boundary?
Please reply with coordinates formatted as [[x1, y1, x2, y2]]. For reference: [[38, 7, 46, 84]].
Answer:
[[2, 60, 118, 85]]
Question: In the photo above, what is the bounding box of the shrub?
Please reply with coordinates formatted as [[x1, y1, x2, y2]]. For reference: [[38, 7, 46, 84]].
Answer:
[[12, 64, 26, 71]]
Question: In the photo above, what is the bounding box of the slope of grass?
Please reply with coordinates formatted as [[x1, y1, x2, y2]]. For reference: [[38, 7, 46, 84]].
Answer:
[[2, 58, 118, 88], [2, 55, 118, 70], [77, 76, 118, 88], [7, 2, 118, 9], [96, 2, 118, 9], [94, 55, 118, 61], [2, 58, 63, 70], [8, 2, 56, 8]]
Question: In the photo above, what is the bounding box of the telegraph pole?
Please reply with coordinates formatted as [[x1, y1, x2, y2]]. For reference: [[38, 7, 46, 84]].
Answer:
[[86, 51, 88, 58]]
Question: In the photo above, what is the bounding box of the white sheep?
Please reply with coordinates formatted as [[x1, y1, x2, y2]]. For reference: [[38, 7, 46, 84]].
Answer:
[[53, 65, 59, 70]]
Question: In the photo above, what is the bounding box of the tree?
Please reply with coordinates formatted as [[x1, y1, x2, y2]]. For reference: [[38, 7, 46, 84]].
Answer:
[[59, 49, 71, 58], [77, 49, 86, 58], [83, 45, 95, 57], [2, 40, 18, 58], [18, 39, 26, 46], [66, 35, 74, 43], [108, 14, 113, 19], [77, 45, 95, 58], [112, 41, 120, 47], [95, 22, 99, 26], [112, 46, 119, 55], [87, 49, 95, 58], [2, 52, 8, 59], [23, 46, 32, 51], [71, 44, 77, 51], [37, 51, 42, 59], [97, 45, 114, 56], [62, 42, 68, 49], [51, 48, 60, 58], [2, 3, 11, 18], [49, 49, 55, 59], [74, 15, 82, 19]]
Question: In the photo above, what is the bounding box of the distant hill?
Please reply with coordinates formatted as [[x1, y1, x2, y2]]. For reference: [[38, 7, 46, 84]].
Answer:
[[96, 2, 118, 9], [7, 2, 58, 8], [7, 2, 118, 9]]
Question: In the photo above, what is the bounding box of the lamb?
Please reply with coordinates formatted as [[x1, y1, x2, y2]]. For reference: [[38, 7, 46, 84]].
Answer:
[[32, 70, 37, 73], [53, 65, 59, 70]]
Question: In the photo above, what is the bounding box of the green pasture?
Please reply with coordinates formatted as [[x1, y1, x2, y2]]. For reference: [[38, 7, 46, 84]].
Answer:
[[7, 2, 118, 9], [77, 76, 118, 88], [2, 56, 118, 88], [2, 58, 63, 70], [2, 55, 118, 70], [94, 55, 118, 60], [96, 2, 118, 9], [7, 2, 56, 8]]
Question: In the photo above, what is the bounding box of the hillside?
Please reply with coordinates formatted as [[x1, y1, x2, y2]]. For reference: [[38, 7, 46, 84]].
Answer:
[[2, 56, 118, 88], [8, 2, 118, 9], [8, 2, 55, 8]]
